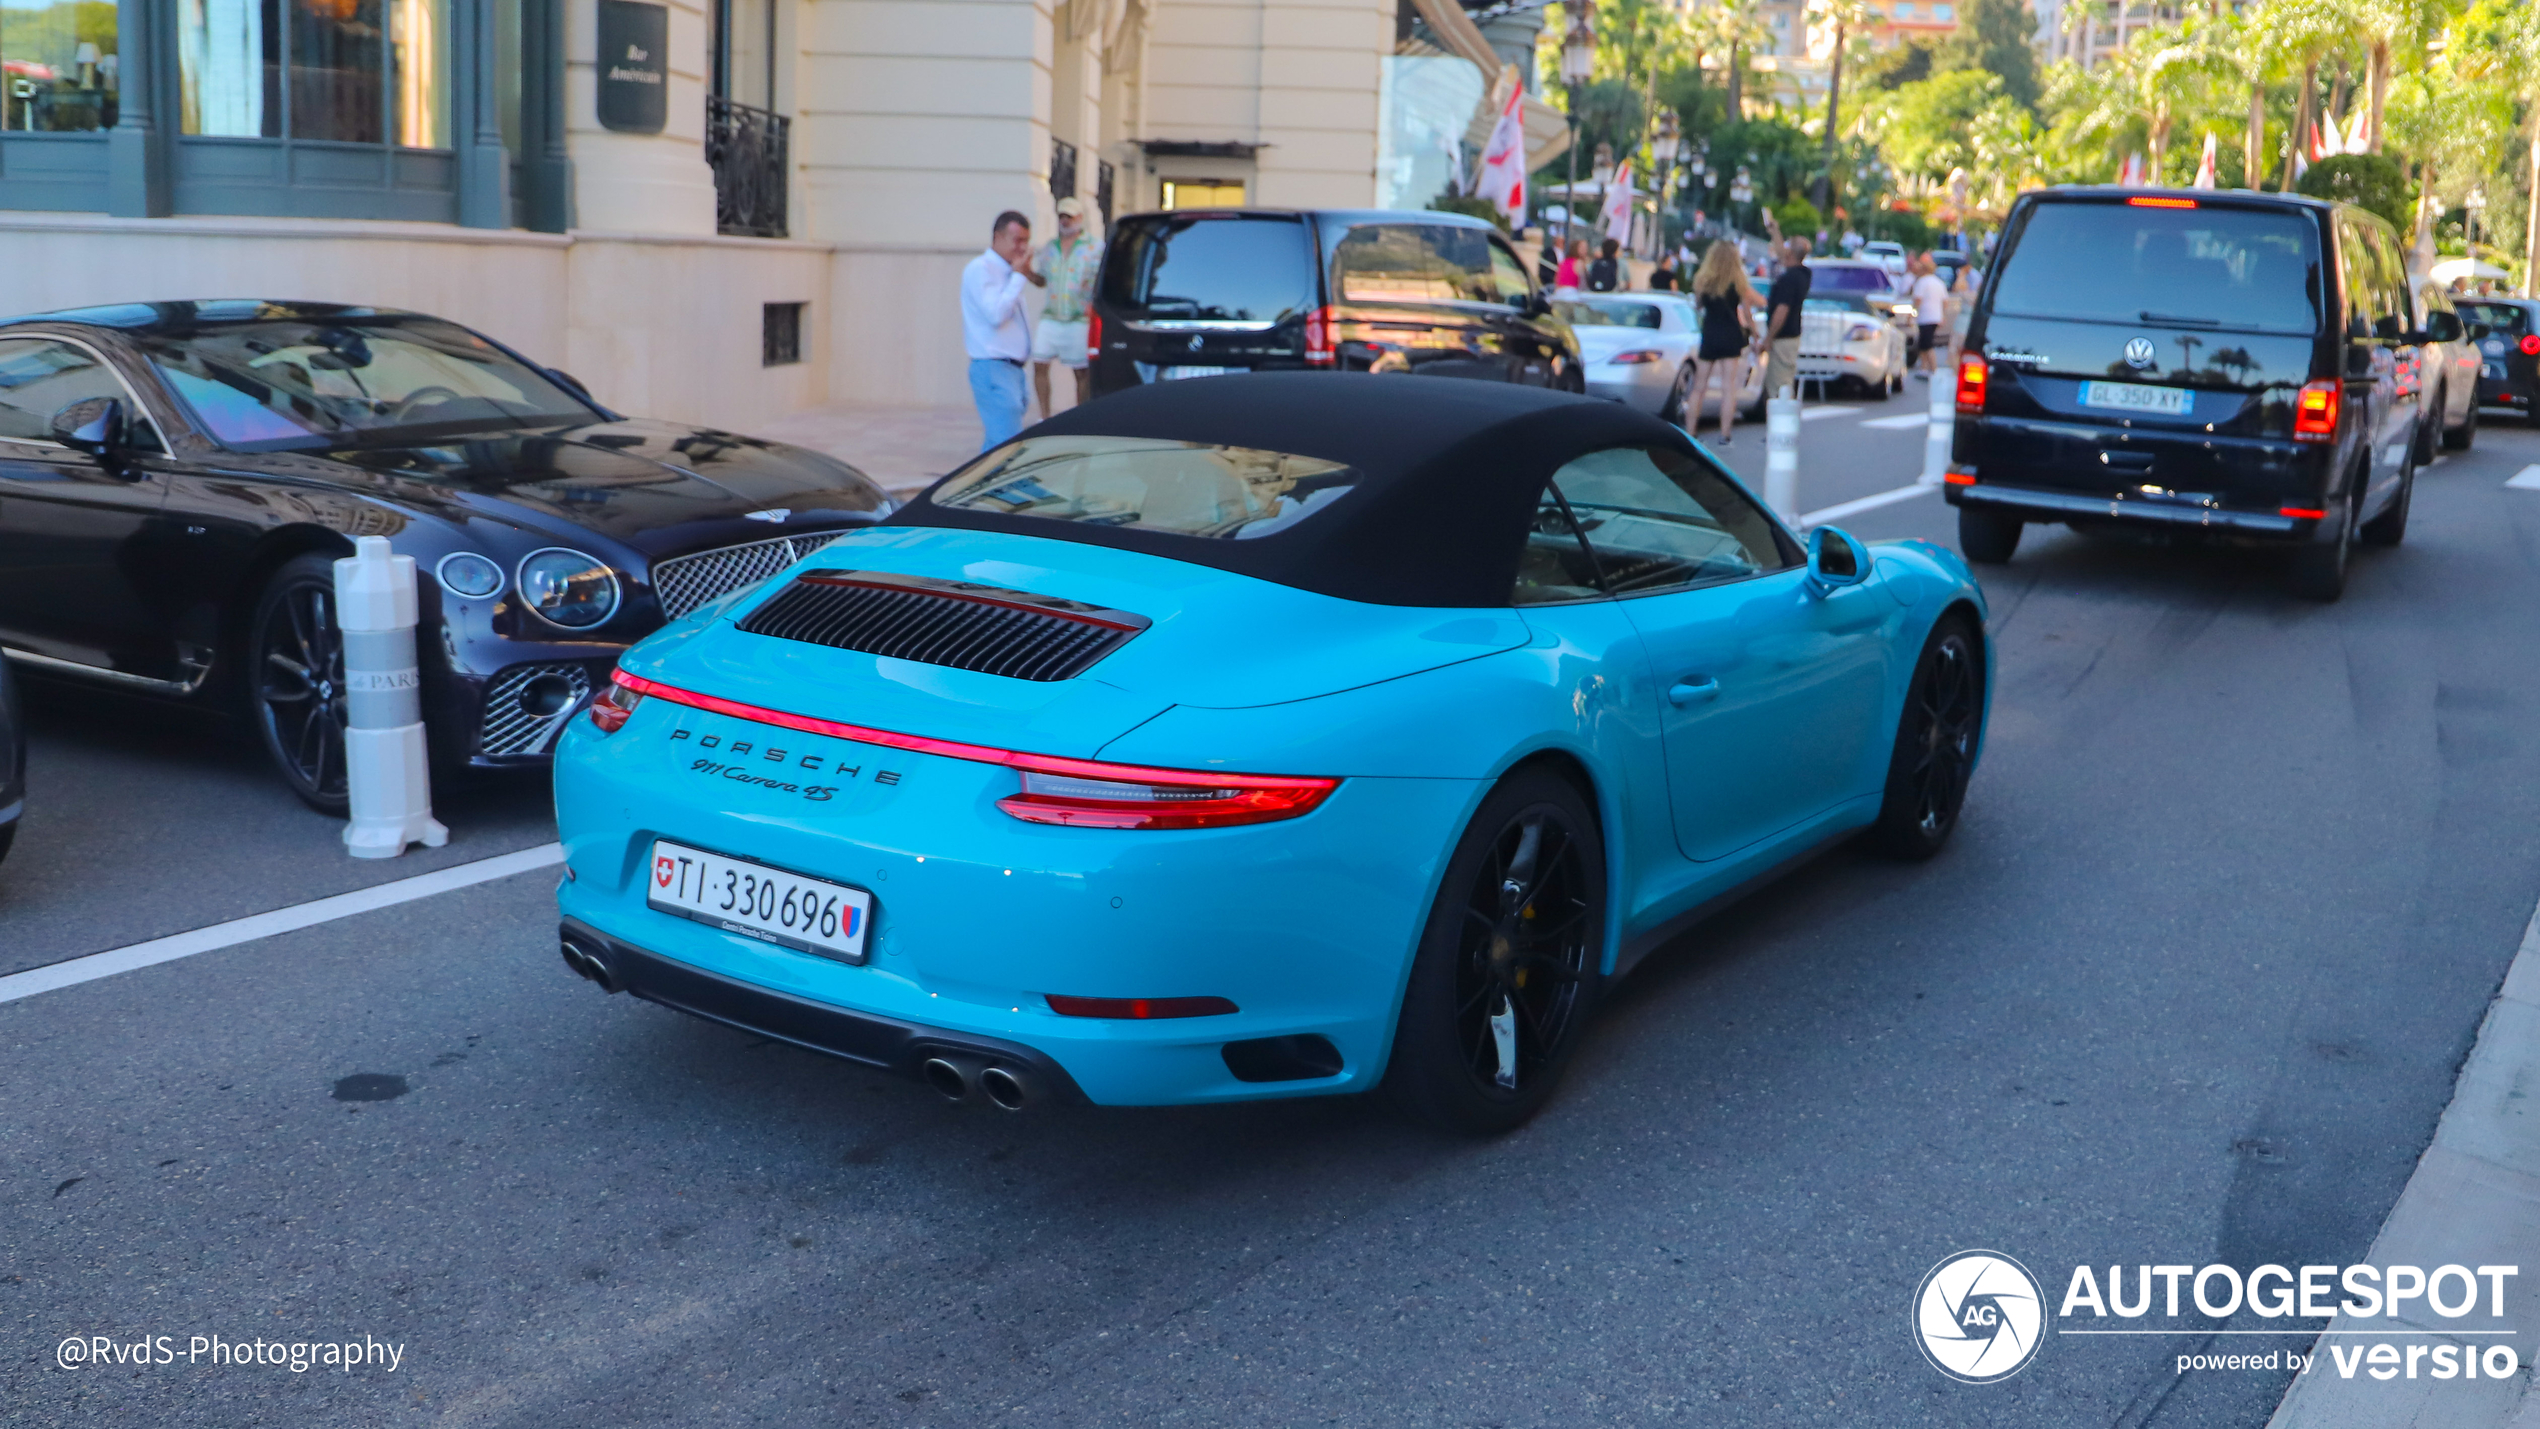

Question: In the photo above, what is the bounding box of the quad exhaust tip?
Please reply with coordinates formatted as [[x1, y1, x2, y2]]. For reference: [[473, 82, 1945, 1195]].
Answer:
[[921, 1054, 1035, 1110]]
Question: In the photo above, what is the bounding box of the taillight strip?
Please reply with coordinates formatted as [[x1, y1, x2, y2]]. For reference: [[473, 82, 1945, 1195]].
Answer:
[[610, 670, 1337, 794]]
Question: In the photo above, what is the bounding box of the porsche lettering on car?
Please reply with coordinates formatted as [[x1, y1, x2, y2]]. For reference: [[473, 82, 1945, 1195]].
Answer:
[[551, 374, 1991, 1132]]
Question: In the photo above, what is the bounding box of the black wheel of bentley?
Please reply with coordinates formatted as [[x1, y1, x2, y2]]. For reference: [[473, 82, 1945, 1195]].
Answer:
[[1385, 769, 1605, 1135], [249, 553, 352, 814], [1870, 616, 1984, 860]]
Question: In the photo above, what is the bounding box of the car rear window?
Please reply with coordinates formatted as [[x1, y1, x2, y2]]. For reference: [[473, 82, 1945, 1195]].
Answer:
[[1326, 223, 1515, 305], [1100, 215, 1315, 324], [1808, 265, 1897, 294], [931, 435, 1358, 540], [2461, 302, 2530, 337], [1993, 201, 2321, 332], [1556, 298, 1663, 329]]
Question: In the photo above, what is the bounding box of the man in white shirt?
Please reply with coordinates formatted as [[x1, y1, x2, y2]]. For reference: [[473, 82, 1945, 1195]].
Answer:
[[961, 210, 1043, 449], [1908, 251, 1949, 376]]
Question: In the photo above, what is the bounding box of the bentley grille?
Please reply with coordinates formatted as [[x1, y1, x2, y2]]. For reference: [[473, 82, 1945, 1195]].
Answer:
[[479, 661, 596, 757], [652, 530, 853, 621], [735, 571, 1147, 682]]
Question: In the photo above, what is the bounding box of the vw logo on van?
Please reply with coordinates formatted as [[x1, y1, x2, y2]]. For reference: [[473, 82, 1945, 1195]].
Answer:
[[2123, 337, 2157, 370]]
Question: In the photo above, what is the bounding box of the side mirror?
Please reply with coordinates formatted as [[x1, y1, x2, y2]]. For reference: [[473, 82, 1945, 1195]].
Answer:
[[1806, 526, 1870, 596], [2424, 310, 2463, 343], [2466, 321, 2491, 341], [49, 397, 124, 458]]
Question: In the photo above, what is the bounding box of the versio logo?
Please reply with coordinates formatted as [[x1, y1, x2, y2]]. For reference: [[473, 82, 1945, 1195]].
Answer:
[[1915, 1250, 2047, 1383]]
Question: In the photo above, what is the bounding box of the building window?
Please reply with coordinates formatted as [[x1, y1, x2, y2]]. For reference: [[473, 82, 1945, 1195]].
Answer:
[[1050, 137, 1078, 202], [0, 0, 118, 133], [1160, 179, 1244, 210], [175, 0, 449, 145], [762, 302, 803, 366]]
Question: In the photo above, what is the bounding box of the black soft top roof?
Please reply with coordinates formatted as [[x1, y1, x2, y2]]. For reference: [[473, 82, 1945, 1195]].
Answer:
[[888, 372, 1700, 608]]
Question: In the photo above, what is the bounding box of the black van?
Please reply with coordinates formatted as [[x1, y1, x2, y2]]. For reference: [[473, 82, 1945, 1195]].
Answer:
[[1085, 210, 1581, 396], [1947, 188, 2461, 600]]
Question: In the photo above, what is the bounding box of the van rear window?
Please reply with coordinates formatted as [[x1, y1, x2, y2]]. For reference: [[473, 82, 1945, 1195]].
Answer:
[[1993, 202, 2321, 333], [1100, 215, 1315, 324]]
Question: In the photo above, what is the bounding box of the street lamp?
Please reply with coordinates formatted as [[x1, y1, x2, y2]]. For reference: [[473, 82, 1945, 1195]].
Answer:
[[1652, 113, 1680, 256], [1559, 4, 1595, 250], [1730, 166, 1754, 232]]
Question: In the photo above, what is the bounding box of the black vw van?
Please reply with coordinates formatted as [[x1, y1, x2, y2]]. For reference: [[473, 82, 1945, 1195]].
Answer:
[[1085, 210, 1581, 396], [1946, 188, 2458, 601]]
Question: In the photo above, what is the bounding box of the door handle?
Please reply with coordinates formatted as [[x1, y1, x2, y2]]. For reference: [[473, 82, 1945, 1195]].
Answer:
[[1667, 678, 1721, 706]]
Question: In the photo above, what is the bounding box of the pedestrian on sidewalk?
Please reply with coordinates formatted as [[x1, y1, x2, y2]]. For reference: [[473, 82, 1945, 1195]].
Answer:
[[1587, 238, 1623, 293], [1648, 250, 1680, 292], [1031, 197, 1102, 420], [1685, 239, 1762, 447], [1908, 251, 1948, 376], [1554, 238, 1586, 295], [961, 209, 1042, 451], [1762, 235, 1812, 401]]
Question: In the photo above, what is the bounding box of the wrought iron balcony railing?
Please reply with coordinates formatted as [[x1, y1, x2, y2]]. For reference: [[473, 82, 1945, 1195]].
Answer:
[[707, 96, 790, 239]]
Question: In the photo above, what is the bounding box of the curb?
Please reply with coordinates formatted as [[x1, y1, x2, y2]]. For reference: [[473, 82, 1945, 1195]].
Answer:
[[2268, 901, 2540, 1427]]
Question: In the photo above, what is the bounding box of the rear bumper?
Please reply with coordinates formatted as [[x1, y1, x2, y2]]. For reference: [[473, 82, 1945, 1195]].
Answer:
[[1947, 480, 2313, 538]]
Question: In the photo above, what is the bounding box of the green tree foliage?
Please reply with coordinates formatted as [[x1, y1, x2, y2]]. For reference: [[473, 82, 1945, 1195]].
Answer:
[[1863, 69, 2007, 182], [1861, 40, 1938, 92], [1531, 79, 1648, 186], [2297, 153, 2415, 229], [1775, 196, 1825, 234], [1927, 0, 2043, 109]]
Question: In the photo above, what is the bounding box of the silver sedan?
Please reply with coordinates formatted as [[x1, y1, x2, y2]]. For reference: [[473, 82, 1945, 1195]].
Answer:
[[1560, 294, 1763, 424]]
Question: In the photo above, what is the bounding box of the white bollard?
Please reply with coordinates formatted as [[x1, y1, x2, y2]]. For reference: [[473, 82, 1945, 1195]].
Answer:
[[335, 536, 448, 859], [1765, 387, 1801, 522], [1921, 372, 1955, 484]]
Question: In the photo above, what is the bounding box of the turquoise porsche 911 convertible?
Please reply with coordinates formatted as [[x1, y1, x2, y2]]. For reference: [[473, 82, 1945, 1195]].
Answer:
[[552, 373, 1989, 1132]]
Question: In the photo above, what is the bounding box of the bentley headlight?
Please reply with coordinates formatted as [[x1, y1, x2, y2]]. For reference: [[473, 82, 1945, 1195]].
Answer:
[[436, 551, 504, 599], [516, 548, 620, 628]]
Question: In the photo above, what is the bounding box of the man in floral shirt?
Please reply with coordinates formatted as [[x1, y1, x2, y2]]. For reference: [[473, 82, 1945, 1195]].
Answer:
[[1031, 197, 1104, 418]]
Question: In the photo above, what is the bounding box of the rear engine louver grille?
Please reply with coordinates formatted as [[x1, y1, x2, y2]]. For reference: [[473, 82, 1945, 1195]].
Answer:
[[735, 571, 1147, 682]]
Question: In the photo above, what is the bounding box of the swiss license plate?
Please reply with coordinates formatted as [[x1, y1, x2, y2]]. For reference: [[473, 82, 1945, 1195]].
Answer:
[[1160, 365, 1234, 380], [646, 839, 873, 963], [2081, 380, 2190, 416]]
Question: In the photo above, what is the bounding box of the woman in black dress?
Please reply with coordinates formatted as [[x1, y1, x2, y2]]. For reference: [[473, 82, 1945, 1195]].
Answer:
[[1684, 240, 1762, 445]]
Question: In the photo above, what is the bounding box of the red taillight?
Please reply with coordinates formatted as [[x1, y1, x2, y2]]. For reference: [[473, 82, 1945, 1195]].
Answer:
[[1943, 469, 1977, 486], [1955, 355, 1987, 412], [2292, 379, 2340, 442], [2279, 506, 2329, 519], [1045, 994, 1239, 1019], [2521, 334, 2540, 357], [609, 672, 1339, 829], [997, 768, 1334, 830], [1303, 305, 1336, 367], [2128, 196, 2198, 209], [1086, 310, 1103, 361], [1609, 349, 1665, 365], [587, 680, 643, 733]]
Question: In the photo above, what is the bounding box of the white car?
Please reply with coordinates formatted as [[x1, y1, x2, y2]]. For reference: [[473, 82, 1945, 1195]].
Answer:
[[1857, 240, 1908, 276], [1559, 294, 1764, 423]]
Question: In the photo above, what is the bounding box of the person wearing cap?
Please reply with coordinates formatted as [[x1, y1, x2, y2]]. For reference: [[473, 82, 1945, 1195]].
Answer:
[[1032, 197, 1104, 418]]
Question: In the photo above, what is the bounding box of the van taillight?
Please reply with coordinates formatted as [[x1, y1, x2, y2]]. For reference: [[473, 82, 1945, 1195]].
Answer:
[[1955, 356, 1987, 412], [1086, 310, 1103, 361], [2521, 334, 2540, 357], [1303, 306, 1336, 367], [2292, 380, 2340, 442]]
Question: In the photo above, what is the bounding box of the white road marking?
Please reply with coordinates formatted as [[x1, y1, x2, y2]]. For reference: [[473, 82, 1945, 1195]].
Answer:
[[1799, 405, 1858, 421], [0, 843, 565, 1005], [1859, 413, 1931, 430], [1798, 478, 1942, 529], [2507, 464, 2540, 490]]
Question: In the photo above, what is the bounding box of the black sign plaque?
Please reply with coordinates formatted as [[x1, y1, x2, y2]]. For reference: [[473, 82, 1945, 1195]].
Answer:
[[597, 0, 668, 134]]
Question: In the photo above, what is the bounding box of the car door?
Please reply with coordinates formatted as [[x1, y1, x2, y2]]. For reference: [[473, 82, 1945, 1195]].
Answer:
[[2334, 220, 2400, 505], [1553, 445, 1894, 862], [0, 335, 187, 683]]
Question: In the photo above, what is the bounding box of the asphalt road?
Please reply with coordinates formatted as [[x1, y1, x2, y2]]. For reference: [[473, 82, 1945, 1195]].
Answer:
[[6, 398, 2540, 1427]]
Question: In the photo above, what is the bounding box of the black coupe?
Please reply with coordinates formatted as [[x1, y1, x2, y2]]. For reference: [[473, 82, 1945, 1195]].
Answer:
[[0, 301, 892, 811]]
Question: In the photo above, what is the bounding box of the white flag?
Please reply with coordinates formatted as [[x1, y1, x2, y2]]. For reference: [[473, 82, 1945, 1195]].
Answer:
[[2344, 107, 2370, 157], [1599, 161, 1634, 245], [2191, 133, 2217, 189], [1475, 84, 1528, 226], [2321, 114, 2345, 157]]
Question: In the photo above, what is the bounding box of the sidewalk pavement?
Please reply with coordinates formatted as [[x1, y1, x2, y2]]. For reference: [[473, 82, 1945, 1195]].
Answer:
[[2268, 902, 2540, 1427]]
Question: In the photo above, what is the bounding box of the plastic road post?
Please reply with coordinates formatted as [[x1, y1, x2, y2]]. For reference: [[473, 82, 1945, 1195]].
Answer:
[[334, 536, 449, 859], [1765, 387, 1800, 522], [1922, 375, 1954, 485]]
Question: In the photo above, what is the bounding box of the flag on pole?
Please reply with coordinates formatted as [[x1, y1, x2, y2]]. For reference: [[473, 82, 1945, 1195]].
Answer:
[[1474, 83, 1528, 227], [2321, 115, 2345, 158], [2344, 107, 2369, 157], [2117, 152, 2144, 186], [1598, 161, 1635, 246], [2192, 133, 2217, 190]]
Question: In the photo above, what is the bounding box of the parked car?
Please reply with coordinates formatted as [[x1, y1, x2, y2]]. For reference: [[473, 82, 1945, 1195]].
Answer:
[[1857, 240, 1908, 277], [1948, 188, 2456, 601], [2459, 296, 2540, 424], [0, 300, 893, 811], [1797, 294, 1911, 398], [553, 373, 1989, 1132], [1086, 210, 1581, 395], [0, 651, 19, 868], [2406, 276, 2482, 453], [1559, 293, 1761, 422]]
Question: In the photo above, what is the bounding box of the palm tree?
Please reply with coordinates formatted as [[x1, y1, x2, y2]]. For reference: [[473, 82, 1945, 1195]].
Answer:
[[1701, 0, 1775, 122], [2254, 0, 2356, 190], [2058, 25, 2205, 182], [1808, 0, 1878, 213], [2350, 0, 2460, 154]]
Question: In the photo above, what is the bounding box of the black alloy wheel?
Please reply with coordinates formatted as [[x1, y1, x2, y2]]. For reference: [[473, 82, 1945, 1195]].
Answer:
[[1870, 617, 1985, 860], [1662, 363, 1695, 422], [2443, 396, 2476, 451], [1385, 769, 1605, 1134], [250, 553, 352, 814], [2285, 474, 2361, 602], [1957, 506, 2022, 564], [2361, 439, 2416, 549]]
